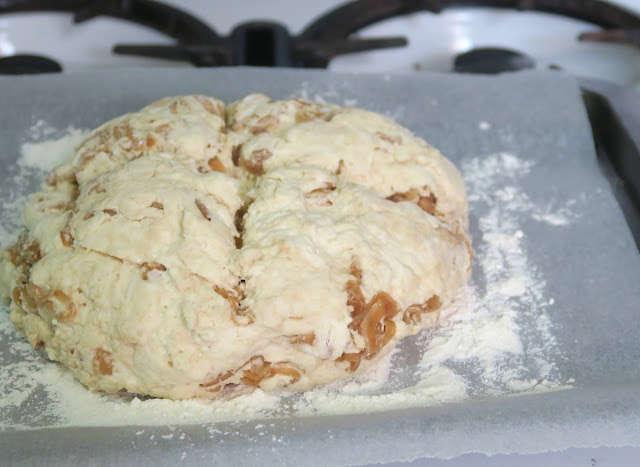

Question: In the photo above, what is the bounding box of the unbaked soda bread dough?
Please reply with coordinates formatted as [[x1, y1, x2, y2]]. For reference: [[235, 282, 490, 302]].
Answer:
[[0, 95, 472, 400]]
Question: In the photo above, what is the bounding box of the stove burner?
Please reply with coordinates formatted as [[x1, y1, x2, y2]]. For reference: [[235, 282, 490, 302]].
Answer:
[[0, 54, 62, 74], [112, 21, 406, 67], [0, 0, 639, 71], [113, 20, 407, 67], [454, 48, 535, 74]]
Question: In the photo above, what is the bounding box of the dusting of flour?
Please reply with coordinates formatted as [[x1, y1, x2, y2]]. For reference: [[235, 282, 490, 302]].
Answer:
[[413, 153, 572, 398], [0, 124, 88, 244], [0, 123, 575, 430], [20, 127, 88, 172]]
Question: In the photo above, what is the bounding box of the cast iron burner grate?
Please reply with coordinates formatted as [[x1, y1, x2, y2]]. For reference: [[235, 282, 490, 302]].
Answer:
[[1, 0, 640, 74]]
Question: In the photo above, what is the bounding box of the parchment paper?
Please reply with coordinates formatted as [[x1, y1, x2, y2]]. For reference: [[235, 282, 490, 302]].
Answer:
[[1, 68, 639, 466]]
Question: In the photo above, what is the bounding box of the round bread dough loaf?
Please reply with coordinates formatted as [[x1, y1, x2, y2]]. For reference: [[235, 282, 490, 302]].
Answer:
[[0, 95, 472, 399]]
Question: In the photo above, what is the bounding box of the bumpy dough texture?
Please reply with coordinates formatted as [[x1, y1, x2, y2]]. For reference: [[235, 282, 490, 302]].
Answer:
[[0, 95, 472, 399]]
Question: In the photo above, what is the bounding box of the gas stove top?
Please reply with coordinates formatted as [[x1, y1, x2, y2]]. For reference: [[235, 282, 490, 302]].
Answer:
[[1, 0, 640, 88]]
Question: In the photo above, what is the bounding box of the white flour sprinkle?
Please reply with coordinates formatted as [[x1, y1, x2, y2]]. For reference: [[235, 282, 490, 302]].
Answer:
[[0, 129, 574, 430], [20, 128, 87, 172], [295, 81, 349, 104], [413, 153, 570, 396], [294, 80, 406, 122], [28, 120, 58, 140], [0, 124, 89, 248]]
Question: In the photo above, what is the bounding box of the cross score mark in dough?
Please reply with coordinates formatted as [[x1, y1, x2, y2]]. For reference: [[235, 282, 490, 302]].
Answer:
[[0, 94, 472, 400]]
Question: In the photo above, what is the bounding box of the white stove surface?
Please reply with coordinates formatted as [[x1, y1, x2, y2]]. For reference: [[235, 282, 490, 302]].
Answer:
[[1, 0, 640, 88]]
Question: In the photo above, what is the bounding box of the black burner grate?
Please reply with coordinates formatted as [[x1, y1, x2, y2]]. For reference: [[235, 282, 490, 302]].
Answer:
[[0, 0, 639, 73]]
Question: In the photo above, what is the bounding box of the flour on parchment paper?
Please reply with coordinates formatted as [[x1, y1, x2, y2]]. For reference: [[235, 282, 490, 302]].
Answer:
[[20, 127, 88, 172], [417, 153, 575, 396], [0, 126, 575, 430], [0, 124, 88, 246], [293, 80, 405, 121]]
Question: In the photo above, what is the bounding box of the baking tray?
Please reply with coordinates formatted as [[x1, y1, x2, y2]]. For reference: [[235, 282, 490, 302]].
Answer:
[[1, 68, 640, 466], [580, 77, 640, 250]]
